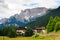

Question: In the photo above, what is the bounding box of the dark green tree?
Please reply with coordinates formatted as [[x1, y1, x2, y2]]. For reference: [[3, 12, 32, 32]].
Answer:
[[25, 27, 33, 37], [0, 29, 3, 36], [3, 26, 11, 36], [8, 26, 17, 38]]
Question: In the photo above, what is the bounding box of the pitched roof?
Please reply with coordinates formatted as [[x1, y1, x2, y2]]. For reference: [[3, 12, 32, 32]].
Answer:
[[17, 27, 26, 30], [34, 27, 45, 30]]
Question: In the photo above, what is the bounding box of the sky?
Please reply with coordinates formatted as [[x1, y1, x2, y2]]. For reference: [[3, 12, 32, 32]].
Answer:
[[0, 0, 60, 19]]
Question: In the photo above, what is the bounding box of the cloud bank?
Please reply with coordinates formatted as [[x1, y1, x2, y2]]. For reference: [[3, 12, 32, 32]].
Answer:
[[0, 0, 60, 19]]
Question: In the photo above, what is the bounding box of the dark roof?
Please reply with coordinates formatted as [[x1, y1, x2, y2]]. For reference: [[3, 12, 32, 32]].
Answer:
[[17, 27, 26, 30], [34, 27, 45, 30]]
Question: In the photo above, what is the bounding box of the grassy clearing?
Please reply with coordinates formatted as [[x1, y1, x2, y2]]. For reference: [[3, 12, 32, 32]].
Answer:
[[0, 36, 60, 40]]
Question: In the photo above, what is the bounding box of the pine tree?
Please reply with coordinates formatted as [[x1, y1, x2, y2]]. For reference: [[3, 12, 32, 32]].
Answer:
[[55, 22, 60, 32], [46, 16, 54, 33], [8, 26, 16, 38]]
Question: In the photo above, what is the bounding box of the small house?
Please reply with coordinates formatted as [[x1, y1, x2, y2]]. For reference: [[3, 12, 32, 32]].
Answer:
[[16, 27, 27, 36], [33, 26, 45, 35]]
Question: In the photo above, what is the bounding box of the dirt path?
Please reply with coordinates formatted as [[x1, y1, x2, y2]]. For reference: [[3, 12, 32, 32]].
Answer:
[[45, 34, 60, 36]]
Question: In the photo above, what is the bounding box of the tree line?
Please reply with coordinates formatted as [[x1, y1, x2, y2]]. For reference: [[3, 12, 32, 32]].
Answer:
[[0, 26, 17, 38], [46, 16, 60, 33], [0, 26, 33, 38]]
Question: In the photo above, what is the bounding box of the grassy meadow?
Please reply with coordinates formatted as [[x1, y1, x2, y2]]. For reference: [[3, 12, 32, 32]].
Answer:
[[0, 31, 60, 40], [0, 36, 60, 40]]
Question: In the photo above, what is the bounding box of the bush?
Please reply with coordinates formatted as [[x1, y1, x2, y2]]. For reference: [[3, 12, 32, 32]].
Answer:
[[25, 29, 33, 37]]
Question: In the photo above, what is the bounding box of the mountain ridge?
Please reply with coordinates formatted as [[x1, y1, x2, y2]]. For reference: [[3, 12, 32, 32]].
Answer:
[[25, 7, 60, 28], [0, 7, 48, 27]]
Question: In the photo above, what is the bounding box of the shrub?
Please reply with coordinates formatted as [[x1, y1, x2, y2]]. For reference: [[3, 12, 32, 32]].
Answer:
[[25, 29, 33, 37]]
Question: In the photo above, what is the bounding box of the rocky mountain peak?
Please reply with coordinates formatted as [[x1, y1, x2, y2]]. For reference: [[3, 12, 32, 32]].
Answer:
[[0, 7, 48, 26]]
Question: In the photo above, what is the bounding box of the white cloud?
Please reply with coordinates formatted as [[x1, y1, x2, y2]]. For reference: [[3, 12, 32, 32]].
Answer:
[[0, 0, 60, 19]]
